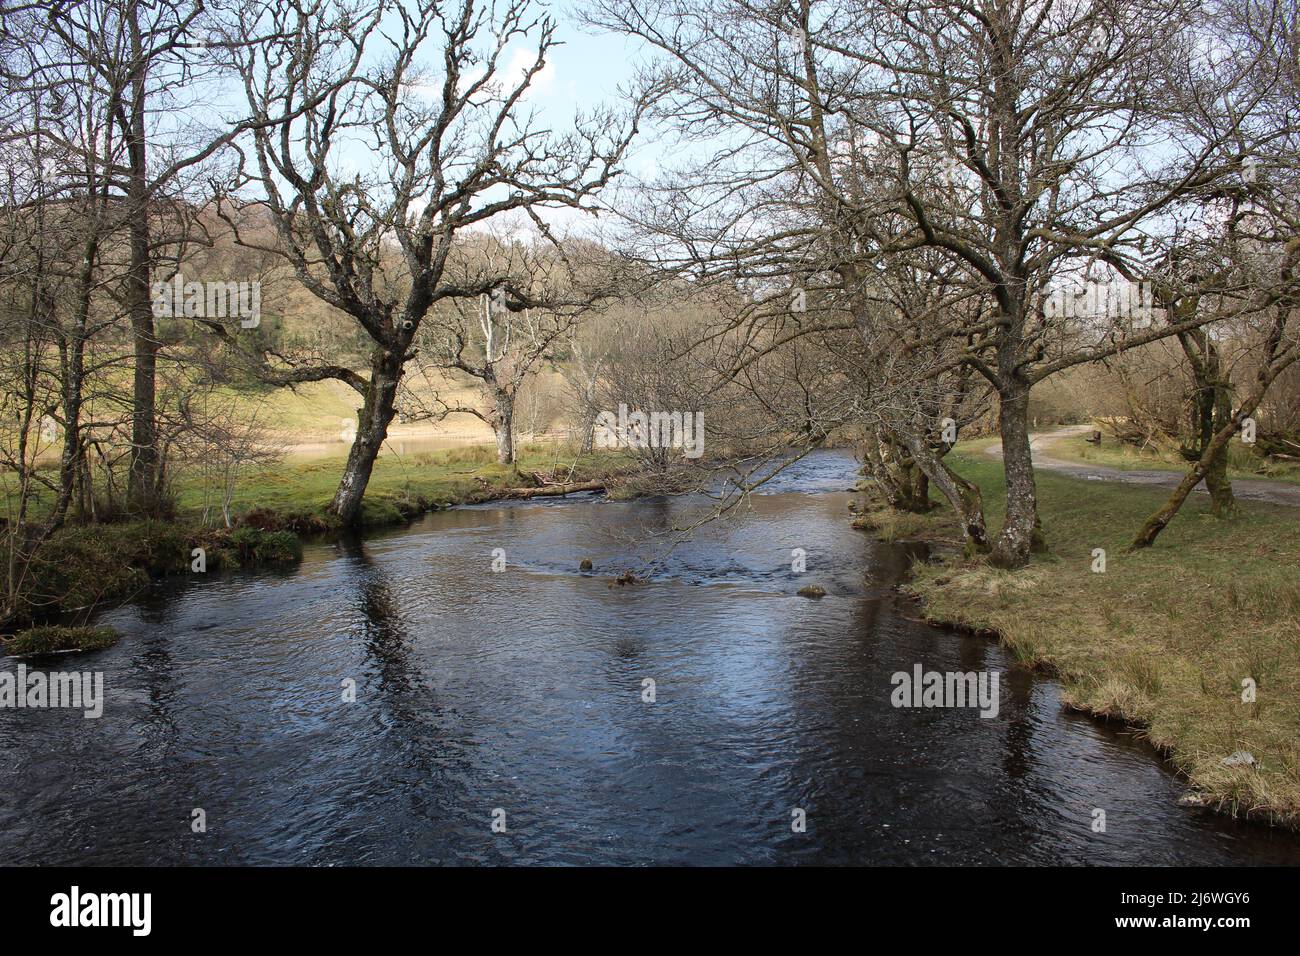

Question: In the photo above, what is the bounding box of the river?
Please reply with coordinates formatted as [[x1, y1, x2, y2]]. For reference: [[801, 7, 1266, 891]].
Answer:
[[2, 450, 1297, 865]]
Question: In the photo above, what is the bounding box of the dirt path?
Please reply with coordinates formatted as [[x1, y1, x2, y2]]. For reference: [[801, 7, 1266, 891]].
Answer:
[[984, 425, 1300, 508]]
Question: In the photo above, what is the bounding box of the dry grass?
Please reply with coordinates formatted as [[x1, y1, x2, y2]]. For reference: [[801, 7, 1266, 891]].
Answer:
[[901, 451, 1300, 826], [852, 503, 960, 546]]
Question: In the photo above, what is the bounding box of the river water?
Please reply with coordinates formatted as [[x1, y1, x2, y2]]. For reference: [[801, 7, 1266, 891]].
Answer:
[[2, 450, 1297, 865]]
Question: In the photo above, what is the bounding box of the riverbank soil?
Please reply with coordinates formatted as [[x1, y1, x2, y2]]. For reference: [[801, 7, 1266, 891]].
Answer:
[[885, 448, 1300, 826]]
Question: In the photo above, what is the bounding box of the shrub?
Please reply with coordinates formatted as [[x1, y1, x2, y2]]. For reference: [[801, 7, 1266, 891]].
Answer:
[[227, 527, 303, 565]]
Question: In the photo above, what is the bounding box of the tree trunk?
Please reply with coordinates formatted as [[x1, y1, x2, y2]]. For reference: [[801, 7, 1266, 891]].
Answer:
[[991, 378, 1041, 568], [1204, 444, 1236, 517], [576, 386, 597, 454], [894, 455, 923, 510], [492, 388, 516, 465], [882, 431, 929, 511], [899, 431, 990, 554], [913, 469, 930, 509], [501, 480, 604, 499], [51, 236, 97, 533], [329, 349, 403, 526], [124, 10, 159, 515], [1177, 323, 1237, 518], [52, 338, 83, 532], [126, 265, 158, 513], [1130, 422, 1238, 550]]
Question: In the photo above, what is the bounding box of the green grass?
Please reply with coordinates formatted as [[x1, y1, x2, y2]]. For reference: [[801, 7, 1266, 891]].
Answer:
[[901, 448, 1300, 826], [217, 380, 359, 437], [8, 440, 632, 532], [2, 521, 311, 625], [173, 441, 633, 526], [226, 527, 302, 564]]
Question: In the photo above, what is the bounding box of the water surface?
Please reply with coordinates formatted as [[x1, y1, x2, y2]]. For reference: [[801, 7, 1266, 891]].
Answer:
[[2, 450, 1297, 865]]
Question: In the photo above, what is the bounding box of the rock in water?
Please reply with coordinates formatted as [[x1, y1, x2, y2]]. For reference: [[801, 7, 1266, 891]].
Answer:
[[797, 584, 827, 598], [579, 558, 593, 571]]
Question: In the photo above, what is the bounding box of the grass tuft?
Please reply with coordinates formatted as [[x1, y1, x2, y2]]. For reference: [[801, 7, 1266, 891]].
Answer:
[[3, 625, 119, 656]]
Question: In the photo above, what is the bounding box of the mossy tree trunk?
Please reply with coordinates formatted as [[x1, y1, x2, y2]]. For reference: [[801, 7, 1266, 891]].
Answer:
[[1175, 320, 1237, 518], [899, 431, 990, 554], [991, 375, 1042, 568]]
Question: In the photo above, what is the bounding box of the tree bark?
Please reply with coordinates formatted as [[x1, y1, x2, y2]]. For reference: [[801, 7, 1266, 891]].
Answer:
[[52, 338, 84, 533], [329, 349, 403, 526], [862, 429, 927, 511], [491, 387, 516, 465], [991, 378, 1041, 568], [1203, 445, 1236, 517], [51, 235, 98, 532], [899, 431, 990, 553], [1131, 417, 1241, 549], [501, 480, 604, 499], [913, 469, 930, 509], [124, 7, 159, 515], [1176, 322, 1237, 518]]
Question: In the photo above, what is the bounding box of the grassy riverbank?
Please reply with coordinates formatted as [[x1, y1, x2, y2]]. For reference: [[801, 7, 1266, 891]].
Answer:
[[174, 442, 632, 530], [3, 443, 632, 631], [860, 448, 1300, 827], [3, 625, 120, 656]]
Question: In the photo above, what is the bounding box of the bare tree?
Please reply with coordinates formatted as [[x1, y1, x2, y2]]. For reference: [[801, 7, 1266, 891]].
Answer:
[[23, 0, 269, 515], [419, 234, 597, 464], [219, 0, 646, 523], [172, 387, 281, 527], [591, 0, 1263, 566], [1123, 0, 1300, 547]]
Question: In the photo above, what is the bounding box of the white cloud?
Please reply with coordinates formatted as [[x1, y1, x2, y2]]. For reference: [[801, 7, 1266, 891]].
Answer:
[[504, 46, 556, 99], [404, 45, 556, 104]]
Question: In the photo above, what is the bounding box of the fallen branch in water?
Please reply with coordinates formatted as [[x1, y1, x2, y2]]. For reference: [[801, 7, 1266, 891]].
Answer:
[[499, 480, 606, 499]]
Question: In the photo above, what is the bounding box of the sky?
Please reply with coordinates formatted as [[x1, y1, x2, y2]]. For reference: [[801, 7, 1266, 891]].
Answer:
[[461, 0, 666, 231], [149, 0, 660, 239]]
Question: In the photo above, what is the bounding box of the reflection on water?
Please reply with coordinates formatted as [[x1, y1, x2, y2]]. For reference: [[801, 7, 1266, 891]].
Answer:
[[2, 451, 1298, 865]]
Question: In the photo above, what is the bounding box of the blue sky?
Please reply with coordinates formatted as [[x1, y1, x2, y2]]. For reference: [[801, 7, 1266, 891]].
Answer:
[[230, 0, 660, 237]]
